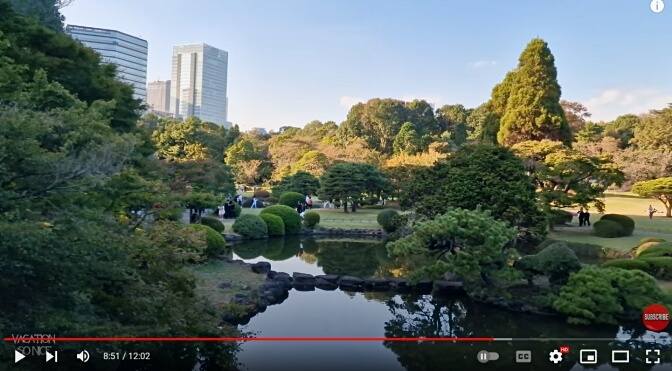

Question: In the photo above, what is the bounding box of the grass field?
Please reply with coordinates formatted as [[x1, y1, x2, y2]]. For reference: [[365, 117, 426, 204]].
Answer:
[[217, 206, 383, 231], [188, 260, 266, 308]]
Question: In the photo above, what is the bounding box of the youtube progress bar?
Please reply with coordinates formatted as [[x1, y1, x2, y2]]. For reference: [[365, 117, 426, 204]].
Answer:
[[3, 337, 622, 342]]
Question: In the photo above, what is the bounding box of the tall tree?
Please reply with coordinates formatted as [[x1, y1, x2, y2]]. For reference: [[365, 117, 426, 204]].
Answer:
[[393, 122, 422, 155], [561, 100, 592, 135], [436, 104, 470, 145], [494, 38, 572, 147], [318, 163, 367, 213], [603, 114, 640, 148], [466, 103, 499, 143], [152, 116, 230, 162], [6, 0, 64, 32], [632, 105, 672, 151]]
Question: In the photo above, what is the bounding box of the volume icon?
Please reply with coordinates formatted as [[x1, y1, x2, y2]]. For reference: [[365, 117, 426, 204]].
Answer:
[[77, 350, 90, 362]]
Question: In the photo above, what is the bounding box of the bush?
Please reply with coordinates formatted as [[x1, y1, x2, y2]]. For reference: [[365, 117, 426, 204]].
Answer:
[[553, 266, 666, 325], [638, 242, 672, 258], [154, 208, 184, 221], [600, 214, 635, 236], [265, 196, 279, 205], [303, 211, 320, 229], [638, 237, 666, 247], [377, 209, 400, 232], [232, 214, 268, 239], [233, 202, 242, 217], [533, 243, 582, 286], [635, 242, 661, 257], [259, 213, 285, 237], [261, 205, 302, 234], [549, 209, 573, 225], [253, 189, 271, 198], [188, 224, 227, 257], [242, 198, 264, 208], [638, 257, 672, 280], [200, 216, 225, 233], [279, 191, 305, 208], [593, 220, 624, 238], [601, 259, 650, 271]]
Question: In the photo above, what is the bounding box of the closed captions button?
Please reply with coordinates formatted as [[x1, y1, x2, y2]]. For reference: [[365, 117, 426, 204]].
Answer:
[[516, 350, 531, 363]]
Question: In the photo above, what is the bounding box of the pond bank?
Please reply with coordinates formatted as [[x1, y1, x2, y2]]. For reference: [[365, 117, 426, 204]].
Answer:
[[223, 226, 386, 242]]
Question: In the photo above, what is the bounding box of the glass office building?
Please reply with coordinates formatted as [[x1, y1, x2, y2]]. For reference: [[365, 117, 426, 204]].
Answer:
[[171, 44, 229, 127], [66, 25, 148, 102]]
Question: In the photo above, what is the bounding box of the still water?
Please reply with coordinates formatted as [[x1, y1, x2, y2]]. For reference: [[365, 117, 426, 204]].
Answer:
[[231, 237, 671, 371]]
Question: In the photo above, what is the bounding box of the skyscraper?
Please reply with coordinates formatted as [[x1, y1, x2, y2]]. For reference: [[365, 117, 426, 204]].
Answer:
[[170, 44, 229, 127], [65, 25, 148, 102], [147, 80, 171, 113]]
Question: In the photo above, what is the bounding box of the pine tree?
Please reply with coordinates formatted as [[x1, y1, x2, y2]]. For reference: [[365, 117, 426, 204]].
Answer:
[[494, 38, 572, 147]]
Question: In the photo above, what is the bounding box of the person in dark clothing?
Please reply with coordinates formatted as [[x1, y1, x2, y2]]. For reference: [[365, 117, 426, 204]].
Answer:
[[577, 208, 585, 226], [584, 210, 591, 226], [296, 201, 304, 214]]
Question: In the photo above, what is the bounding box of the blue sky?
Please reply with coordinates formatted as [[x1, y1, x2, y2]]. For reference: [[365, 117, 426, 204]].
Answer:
[[61, 0, 671, 131]]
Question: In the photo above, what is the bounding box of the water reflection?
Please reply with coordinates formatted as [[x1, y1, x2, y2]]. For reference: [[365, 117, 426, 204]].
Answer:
[[231, 237, 390, 278]]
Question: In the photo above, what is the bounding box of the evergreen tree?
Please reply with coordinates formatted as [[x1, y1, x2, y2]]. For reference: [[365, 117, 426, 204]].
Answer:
[[393, 122, 422, 155], [493, 38, 572, 147]]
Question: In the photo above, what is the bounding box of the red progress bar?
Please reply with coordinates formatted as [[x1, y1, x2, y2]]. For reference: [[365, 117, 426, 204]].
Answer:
[[4, 337, 494, 342]]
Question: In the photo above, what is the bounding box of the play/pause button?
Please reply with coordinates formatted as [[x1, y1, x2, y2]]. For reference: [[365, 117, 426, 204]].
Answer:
[[15, 350, 26, 363], [477, 350, 500, 363]]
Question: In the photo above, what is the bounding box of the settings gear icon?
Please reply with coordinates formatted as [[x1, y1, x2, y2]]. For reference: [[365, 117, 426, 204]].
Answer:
[[549, 349, 563, 363]]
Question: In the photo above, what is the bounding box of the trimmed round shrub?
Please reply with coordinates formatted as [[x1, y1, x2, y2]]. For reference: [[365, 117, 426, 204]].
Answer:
[[602, 259, 650, 271], [233, 202, 242, 217], [533, 242, 582, 285], [549, 209, 573, 225], [635, 242, 661, 257], [155, 207, 184, 221], [377, 209, 400, 232], [638, 257, 672, 280], [593, 219, 624, 238], [232, 214, 268, 239], [200, 216, 225, 233], [303, 211, 320, 229], [265, 196, 279, 205], [253, 189, 271, 198], [600, 214, 635, 236], [279, 191, 305, 208], [638, 242, 672, 258], [261, 205, 302, 234], [638, 237, 666, 247], [188, 224, 227, 257], [260, 213, 285, 237]]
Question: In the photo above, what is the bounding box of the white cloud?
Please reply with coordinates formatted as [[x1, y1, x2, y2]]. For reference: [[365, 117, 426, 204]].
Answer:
[[339, 95, 365, 108], [469, 60, 497, 68], [584, 89, 672, 121]]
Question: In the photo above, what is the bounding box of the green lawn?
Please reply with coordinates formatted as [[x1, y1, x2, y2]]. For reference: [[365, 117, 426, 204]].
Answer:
[[188, 260, 267, 308], [553, 192, 672, 250]]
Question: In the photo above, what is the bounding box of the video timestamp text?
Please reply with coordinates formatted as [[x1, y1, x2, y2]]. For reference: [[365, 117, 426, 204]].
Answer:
[[103, 352, 151, 361]]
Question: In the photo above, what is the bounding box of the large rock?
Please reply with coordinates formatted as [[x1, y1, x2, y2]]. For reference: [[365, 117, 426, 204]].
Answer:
[[315, 274, 340, 283], [294, 284, 316, 292], [251, 262, 271, 274], [364, 278, 390, 290], [414, 279, 433, 290], [388, 278, 408, 289], [267, 270, 278, 279], [292, 272, 316, 285], [432, 280, 466, 296], [338, 276, 364, 288], [259, 281, 287, 305], [314, 278, 338, 291], [271, 272, 293, 290]]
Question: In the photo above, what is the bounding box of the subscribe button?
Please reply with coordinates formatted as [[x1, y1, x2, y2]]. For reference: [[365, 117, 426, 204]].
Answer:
[[642, 304, 670, 332]]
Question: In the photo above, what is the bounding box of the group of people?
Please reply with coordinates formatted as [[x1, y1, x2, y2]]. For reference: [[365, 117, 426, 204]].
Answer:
[[577, 208, 591, 226], [295, 196, 314, 218], [217, 199, 238, 220]]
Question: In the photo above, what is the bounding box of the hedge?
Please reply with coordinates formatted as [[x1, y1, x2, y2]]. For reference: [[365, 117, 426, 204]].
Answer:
[[188, 224, 227, 257], [200, 216, 225, 233], [601, 259, 650, 271], [599, 214, 635, 236], [265, 196, 279, 205], [253, 189, 271, 198], [260, 213, 285, 237], [232, 214, 269, 239], [637, 243, 672, 258], [536, 238, 604, 257], [637, 237, 666, 247], [635, 242, 661, 257], [303, 211, 320, 229], [377, 209, 399, 232], [279, 192, 305, 208], [638, 257, 672, 280], [593, 219, 624, 238], [242, 198, 264, 208], [261, 205, 302, 234]]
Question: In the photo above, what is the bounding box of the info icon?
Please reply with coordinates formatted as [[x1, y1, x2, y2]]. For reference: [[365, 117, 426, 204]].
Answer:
[[580, 349, 598, 365]]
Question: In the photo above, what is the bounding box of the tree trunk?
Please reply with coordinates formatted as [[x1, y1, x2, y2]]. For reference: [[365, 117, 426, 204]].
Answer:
[[666, 204, 672, 218], [343, 200, 348, 213]]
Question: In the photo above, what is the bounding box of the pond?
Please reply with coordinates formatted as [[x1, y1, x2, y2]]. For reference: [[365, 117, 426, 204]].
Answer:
[[231, 237, 671, 370]]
